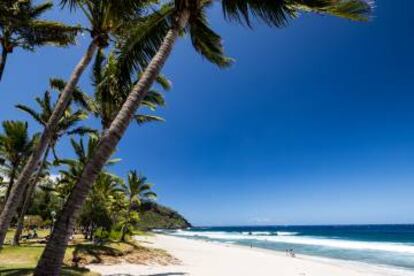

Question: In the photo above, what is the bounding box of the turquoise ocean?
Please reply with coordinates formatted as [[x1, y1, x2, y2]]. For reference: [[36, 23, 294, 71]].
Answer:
[[165, 225, 414, 271]]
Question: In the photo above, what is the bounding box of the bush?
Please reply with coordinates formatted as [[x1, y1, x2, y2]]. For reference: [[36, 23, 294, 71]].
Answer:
[[109, 229, 122, 241], [94, 227, 109, 242]]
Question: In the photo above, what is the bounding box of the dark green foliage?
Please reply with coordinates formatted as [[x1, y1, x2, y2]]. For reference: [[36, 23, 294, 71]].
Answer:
[[220, 0, 373, 27], [136, 202, 191, 230], [28, 179, 63, 221], [90, 50, 169, 130], [0, 0, 80, 51]]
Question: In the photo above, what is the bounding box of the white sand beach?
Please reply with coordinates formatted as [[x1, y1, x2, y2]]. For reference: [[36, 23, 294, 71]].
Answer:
[[87, 234, 414, 276]]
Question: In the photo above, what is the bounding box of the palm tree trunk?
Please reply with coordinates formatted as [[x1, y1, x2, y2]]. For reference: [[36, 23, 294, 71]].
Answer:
[[5, 166, 17, 201], [12, 147, 50, 246], [34, 12, 190, 276], [12, 197, 26, 246], [0, 45, 8, 82], [0, 39, 99, 247]]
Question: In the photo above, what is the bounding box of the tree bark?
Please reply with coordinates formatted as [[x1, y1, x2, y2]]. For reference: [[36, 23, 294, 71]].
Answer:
[[34, 12, 190, 276], [11, 197, 26, 246], [0, 46, 8, 82], [12, 147, 50, 246], [4, 165, 17, 201], [0, 40, 98, 247]]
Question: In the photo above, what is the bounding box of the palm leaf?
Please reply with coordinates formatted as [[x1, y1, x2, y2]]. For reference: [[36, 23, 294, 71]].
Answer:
[[15, 104, 45, 126], [19, 20, 80, 49], [293, 0, 373, 21], [66, 126, 97, 136], [134, 115, 165, 125], [50, 78, 92, 111], [117, 3, 174, 82], [30, 1, 54, 18], [189, 8, 233, 68], [221, 0, 296, 27]]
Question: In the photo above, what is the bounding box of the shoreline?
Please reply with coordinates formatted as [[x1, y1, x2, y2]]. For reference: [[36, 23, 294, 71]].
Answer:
[[167, 235, 414, 276], [87, 234, 414, 276]]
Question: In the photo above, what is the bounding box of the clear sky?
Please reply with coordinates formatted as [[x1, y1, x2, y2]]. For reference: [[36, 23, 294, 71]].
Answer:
[[1, 0, 414, 226]]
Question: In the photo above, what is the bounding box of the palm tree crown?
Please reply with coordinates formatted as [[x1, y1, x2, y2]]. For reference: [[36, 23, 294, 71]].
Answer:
[[56, 134, 120, 199], [0, 121, 37, 200], [122, 170, 157, 206], [91, 50, 169, 130], [15, 79, 95, 161], [0, 0, 80, 81]]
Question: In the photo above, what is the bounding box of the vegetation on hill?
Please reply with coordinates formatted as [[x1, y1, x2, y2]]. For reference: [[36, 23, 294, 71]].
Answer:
[[137, 202, 191, 230]]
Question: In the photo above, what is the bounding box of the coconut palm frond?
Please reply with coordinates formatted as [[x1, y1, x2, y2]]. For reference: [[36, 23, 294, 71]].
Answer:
[[117, 3, 174, 82], [189, 7, 233, 68], [134, 114, 165, 125]]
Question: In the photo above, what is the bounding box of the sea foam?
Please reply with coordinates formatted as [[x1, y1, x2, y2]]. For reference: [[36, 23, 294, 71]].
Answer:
[[172, 230, 414, 254]]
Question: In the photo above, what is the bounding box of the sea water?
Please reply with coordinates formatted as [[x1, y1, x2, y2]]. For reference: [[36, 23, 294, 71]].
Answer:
[[165, 225, 414, 270]]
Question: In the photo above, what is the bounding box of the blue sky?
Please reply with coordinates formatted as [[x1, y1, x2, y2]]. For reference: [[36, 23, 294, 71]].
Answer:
[[1, 0, 414, 226]]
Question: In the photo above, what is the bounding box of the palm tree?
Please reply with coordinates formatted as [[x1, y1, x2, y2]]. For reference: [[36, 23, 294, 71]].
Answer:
[[90, 50, 169, 130], [79, 173, 122, 241], [120, 170, 156, 241], [55, 135, 120, 239], [0, 121, 37, 201], [35, 0, 373, 274], [0, 0, 163, 246], [56, 135, 120, 201], [11, 83, 93, 245], [0, 0, 79, 82], [16, 80, 95, 162]]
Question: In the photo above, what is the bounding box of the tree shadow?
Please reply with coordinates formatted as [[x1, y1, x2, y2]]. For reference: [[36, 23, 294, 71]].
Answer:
[[0, 266, 92, 276], [141, 273, 188, 276], [73, 243, 122, 264], [0, 268, 33, 276], [106, 273, 187, 276]]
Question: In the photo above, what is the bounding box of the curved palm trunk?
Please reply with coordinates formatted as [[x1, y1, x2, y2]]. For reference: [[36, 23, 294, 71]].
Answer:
[[11, 185, 30, 246], [5, 166, 17, 201], [34, 12, 190, 276], [12, 147, 50, 245], [0, 40, 99, 247], [0, 46, 8, 82]]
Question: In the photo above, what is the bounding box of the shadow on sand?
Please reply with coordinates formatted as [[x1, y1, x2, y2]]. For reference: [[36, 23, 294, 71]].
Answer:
[[107, 273, 188, 276], [0, 266, 93, 276]]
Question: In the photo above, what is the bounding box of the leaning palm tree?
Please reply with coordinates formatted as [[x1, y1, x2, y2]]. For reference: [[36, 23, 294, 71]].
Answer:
[[35, 0, 373, 274], [120, 170, 156, 241], [0, 121, 37, 201], [0, 0, 170, 246], [0, 0, 79, 82], [11, 84, 93, 245]]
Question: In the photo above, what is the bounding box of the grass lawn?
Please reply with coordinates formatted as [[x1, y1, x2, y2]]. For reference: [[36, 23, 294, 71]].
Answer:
[[0, 229, 176, 275], [0, 241, 99, 276]]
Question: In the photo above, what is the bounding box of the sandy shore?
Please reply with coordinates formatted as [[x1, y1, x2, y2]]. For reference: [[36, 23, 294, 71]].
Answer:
[[88, 234, 414, 276]]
